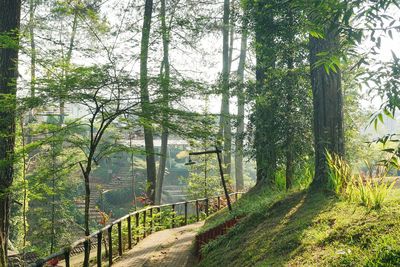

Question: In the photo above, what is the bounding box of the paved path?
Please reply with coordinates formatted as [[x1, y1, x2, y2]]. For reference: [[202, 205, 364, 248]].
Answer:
[[113, 222, 203, 267]]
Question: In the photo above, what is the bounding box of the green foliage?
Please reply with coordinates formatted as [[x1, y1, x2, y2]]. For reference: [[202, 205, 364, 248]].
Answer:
[[326, 151, 353, 196], [326, 152, 394, 210]]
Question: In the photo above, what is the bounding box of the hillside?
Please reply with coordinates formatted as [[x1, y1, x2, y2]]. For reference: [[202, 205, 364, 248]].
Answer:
[[198, 186, 400, 266]]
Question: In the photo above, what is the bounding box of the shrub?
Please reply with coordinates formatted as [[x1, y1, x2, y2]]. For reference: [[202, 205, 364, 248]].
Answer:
[[326, 151, 353, 197], [354, 175, 395, 209], [326, 152, 395, 209]]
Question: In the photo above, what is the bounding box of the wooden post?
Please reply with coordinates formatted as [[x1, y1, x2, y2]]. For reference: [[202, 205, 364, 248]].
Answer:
[[117, 221, 123, 256], [235, 192, 238, 202], [157, 207, 161, 230], [143, 210, 147, 238], [64, 249, 70, 267], [127, 216, 132, 249], [135, 213, 140, 243], [196, 200, 199, 222], [184, 202, 188, 225], [150, 208, 153, 233], [97, 232, 102, 267], [171, 204, 175, 228], [217, 196, 221, 210], [205, 198, 209, 217], [215, 147, 232, 211], [108, 226, 113, 266]]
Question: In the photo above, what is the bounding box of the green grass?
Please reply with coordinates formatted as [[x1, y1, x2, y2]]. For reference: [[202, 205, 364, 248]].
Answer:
[[198, 186, 400, 266]]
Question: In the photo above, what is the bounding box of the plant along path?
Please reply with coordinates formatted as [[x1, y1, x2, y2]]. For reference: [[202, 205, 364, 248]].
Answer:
[[113, 222, 203, 267]]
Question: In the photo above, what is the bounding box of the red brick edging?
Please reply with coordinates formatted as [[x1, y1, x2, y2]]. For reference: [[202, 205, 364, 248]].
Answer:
[[195, 217, 240, 259]]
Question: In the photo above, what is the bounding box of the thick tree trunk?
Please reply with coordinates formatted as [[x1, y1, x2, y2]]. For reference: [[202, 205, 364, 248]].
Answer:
[[139, 0, 157, 203], [309, 29, 344, 188], [235, 18, 248, 191], [0, 0, 21, 265], [221, 0, 231, 176]]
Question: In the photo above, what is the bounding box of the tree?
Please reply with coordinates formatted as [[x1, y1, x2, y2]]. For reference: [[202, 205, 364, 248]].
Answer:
[[139, 0, 157, 204], [0, 0, 22, 264], [234, 12, 248, 191], [309, 11, 344, 187], [220, 0, 232, 177], [155, 0, 171, 205]]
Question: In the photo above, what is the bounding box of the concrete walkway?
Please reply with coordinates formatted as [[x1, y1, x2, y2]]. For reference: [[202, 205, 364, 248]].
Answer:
[[113, 222, 203, 267]]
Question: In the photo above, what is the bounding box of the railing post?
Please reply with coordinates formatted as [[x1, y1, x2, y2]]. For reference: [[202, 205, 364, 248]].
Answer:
[[108, 226, 113, 266], [150, 208, 153, 233], [135, 212, 140, 243], [196, 200, 199, 222], [118, 221, 123, 256], [143, 210, 147, 238], [127, 216, 132, 249], [184, 202, 188, 225], [217, 196, 221, 210], [205, 198, 209, 217], [171, 204, 175, 228], [64, 249, 71, 267], [97, 231, 102, 267], [157, 207, 161, 231]]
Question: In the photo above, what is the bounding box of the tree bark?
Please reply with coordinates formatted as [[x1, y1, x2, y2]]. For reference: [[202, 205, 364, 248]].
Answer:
[[253, 5, 276, 185], [235, 16, 248, 192], [28, 0, 37, 144], [285, 11, 295, 190], [221, 0, 231, 176], [155, 0, 170, 205], [309, 28, 344, 188], [0, 0, 21, 265], [139, 0, 157, 203]]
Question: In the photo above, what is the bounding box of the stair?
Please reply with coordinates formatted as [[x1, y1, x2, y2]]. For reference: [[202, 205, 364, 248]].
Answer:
[[75, 168, 135, 223], [162, 185, 187, 204]]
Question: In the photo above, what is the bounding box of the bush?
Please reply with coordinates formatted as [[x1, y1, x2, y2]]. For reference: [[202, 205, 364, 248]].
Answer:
[[326, 151, 353, 197], [326, 152, 395, 209]]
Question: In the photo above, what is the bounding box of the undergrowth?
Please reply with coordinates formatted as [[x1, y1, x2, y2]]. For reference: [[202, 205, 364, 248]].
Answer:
[[198, 188, 400, 266], [326, 152, 395, 209]]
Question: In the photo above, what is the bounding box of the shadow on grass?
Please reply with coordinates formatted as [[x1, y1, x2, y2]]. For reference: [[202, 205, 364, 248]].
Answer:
[[198, 189, 336, 267]]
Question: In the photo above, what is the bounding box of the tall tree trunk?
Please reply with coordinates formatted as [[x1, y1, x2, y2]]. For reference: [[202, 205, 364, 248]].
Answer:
[[235, 16, 248, 191], [253, 5, 276, 185], [309, 27, 344, 188], [0, 0, 21, 265], [139, 0, 157, 203], [285, 11, 295, 190], [155, 0, 170, 205], [28, 0, 36, 145], [221, 0, 231, 176], [227, 0, 235, 74]]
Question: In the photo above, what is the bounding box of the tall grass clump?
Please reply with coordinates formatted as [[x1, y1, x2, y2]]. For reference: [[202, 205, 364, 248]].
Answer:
[[326, 151, 353, 197], [326, 151, 395, 209]]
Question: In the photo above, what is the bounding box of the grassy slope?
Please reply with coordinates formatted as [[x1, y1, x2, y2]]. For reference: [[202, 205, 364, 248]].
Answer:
[[198, 186, 400, 267]]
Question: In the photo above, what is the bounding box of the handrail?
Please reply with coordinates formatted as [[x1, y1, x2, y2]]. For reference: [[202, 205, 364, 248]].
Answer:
[[30, 191, 245, 267]]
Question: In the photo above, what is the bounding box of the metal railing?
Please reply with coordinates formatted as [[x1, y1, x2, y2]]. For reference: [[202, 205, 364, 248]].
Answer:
[[30, 192, 244, 267]]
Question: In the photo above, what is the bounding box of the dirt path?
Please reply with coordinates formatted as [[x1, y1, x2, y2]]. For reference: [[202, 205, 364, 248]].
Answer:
[[113, 222, 203, 267]]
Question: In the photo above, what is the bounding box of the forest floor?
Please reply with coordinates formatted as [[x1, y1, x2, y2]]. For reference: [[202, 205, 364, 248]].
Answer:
[[112, 222, 203, 267], [197, 184, 400, 266]]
